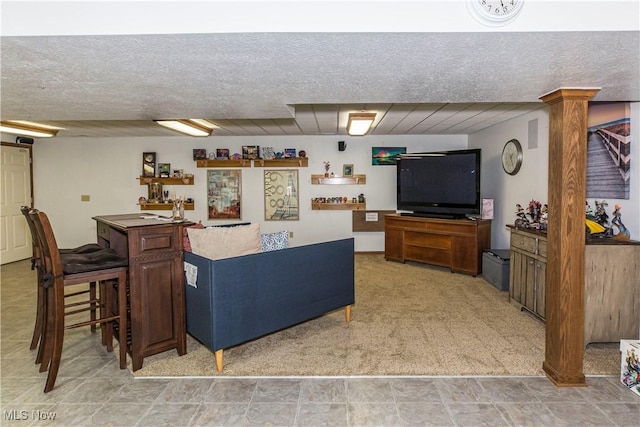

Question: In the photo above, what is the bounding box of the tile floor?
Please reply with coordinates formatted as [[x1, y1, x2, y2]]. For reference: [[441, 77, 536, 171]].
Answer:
[[2, 259, 639, 426]]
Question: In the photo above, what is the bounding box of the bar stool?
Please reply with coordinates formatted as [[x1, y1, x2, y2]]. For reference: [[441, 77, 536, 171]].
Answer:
[[29, 209, 129, 392], [20, 206, 103, 354]]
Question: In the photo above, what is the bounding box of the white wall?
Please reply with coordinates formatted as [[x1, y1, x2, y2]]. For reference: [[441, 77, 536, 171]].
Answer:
[[470, 102, 640, 248], [12, 101, 639, 252], [27, 134, 466, 251]]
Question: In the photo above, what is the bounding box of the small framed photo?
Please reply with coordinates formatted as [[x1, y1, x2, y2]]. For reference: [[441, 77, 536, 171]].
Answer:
[[142, 152, 156, 177], [216, 148, 230, 160], [158, 163, 171, 178], [242, 145, 260, 160], [343, 164, 354, 177], [173, 169, 183, 178], [193, 149, 207, 160], [284, 148, 297, 158]]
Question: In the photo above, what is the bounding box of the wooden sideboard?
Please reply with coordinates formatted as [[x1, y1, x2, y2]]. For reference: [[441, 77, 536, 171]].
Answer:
[[508, 226, 640, 345], [94, 214, 190, 371], [384, 214, 492, 275]]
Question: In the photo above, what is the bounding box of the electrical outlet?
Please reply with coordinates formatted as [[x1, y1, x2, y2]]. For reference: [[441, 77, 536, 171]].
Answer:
[[289, 231, 294, 238], [81, 195, 90, 202]]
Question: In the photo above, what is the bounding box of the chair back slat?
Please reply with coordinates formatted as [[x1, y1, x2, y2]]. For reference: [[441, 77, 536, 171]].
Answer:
[[29, 210, 64, 278]]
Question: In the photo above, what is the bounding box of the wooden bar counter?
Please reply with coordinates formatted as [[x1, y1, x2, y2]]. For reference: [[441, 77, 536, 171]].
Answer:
[[93, 213, 191, 371]]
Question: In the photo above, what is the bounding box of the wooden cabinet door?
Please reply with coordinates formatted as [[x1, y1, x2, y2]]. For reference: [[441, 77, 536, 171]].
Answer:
[[509, 251, 525, 305], [384, 227, 404, 261], [523, 255, 537, 312], [534, 260, 546, 319]]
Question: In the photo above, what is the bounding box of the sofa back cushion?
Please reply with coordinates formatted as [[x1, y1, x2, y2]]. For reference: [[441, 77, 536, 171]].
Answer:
[[187, 223, 261, 260]]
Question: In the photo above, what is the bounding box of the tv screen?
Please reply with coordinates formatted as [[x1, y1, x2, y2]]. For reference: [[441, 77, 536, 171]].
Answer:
[[396, 148, 481, 218]]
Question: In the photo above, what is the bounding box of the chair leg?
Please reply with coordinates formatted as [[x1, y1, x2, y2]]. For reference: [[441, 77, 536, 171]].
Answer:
[[89, 281, 97, 333], [44, 283, 66, 392], [30, 283, 45, 351], [38, 286, 54, 372], [117, 272, 127, 369], [103, 280, 114, 353]]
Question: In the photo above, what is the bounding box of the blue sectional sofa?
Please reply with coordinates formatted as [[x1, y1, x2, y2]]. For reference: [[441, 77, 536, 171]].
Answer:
[[183, 238, 355, 371]]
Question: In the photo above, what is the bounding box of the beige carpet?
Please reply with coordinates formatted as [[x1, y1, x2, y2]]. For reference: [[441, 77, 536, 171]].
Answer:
[[133, 254, 620, 377]]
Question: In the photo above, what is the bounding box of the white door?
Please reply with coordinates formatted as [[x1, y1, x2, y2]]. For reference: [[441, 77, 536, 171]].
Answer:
[[0, 144, 33, 264]]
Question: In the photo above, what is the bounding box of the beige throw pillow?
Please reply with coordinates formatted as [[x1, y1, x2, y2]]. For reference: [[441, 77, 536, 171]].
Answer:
[[187, 223, 261, 260]]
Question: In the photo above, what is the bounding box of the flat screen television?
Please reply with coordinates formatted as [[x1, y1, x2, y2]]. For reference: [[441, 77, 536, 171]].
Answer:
[[396, 148, 481, 219]]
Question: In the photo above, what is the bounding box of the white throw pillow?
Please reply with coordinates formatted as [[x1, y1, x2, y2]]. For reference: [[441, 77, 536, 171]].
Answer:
[[187, 223, 261, 260]]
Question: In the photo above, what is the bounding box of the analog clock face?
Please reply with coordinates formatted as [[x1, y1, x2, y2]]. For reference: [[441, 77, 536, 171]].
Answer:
[[501, 139, 523, 175], [469, 0, 525, 25]]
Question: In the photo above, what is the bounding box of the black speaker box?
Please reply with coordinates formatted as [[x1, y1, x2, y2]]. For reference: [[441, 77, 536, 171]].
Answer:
[[338, 141, 346, 151], [16, 136, 34, 145]]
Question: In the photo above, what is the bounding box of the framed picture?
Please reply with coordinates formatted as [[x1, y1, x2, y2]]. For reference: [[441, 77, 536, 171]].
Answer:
[[343, 164, 354, 177], [172, 169, 183, 178], [261, 147, 275, 160], [216, 148, 230, 160], [142, 152, 156, 177], [193, 149, 207, 160], [284, 148, 297, 158], [207, 170, 242, 220], [372, 147, 406, 165], [264, 169, 299, 221], [158, 163, 171, 178], [242, 145, 260, 160]]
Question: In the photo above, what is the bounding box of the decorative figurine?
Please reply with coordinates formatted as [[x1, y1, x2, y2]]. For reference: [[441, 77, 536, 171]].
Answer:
[[612, 204, 631, 241], [527, 199, 542, 226], [514, 204, 529, 228], [594, 200, 613, 236]]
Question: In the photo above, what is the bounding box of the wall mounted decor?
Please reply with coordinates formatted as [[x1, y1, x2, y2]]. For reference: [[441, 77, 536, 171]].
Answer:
[[207, 169, 242, 220], [193, 149, 207, 161], [264, 169, 299, 221], [372, 147, 406, 165], [587, 102, 631, 199], [142, 152, 156, 177]]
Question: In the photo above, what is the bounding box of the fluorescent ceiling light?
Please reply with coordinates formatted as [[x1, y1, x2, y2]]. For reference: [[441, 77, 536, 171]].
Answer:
[[0, 120, 62, 137], [347, 113, 376, 136], [154, 119, 214, 137]]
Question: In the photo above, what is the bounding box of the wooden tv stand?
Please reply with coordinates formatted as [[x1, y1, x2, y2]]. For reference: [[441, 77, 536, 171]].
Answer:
[[384, 214, 491, 275]]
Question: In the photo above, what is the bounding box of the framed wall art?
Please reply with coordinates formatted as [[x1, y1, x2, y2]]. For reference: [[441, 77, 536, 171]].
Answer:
[[587, 102, 631, 199], [372, 147, 406, 165], [193, 149, 207, 160], [158, 163, 171, 178], [343, 164, 354, 177], [264, 169, 299, 221], [142, 152, 156, 177], [207, 169, 242, 220]]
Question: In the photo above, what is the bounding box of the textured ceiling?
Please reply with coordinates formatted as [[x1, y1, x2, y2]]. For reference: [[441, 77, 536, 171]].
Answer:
[[1, 31, 638, 137]]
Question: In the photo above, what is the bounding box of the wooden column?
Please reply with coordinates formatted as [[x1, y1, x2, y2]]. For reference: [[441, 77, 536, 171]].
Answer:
[[539, 88, 599, 387]]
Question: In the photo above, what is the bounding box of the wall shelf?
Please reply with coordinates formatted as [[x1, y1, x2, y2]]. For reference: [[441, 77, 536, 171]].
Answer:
[[311, 174, 366, 185], [254, 158, 308, 167], [139, 202, 195, 211], [139, 176, 194, 185], [196, 159, 251, 168], [311, 202, 366, 211]]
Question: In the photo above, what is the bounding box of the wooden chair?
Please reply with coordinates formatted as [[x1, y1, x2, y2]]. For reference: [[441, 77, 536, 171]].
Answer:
[[29, 209, 129, 392], [20, 206, 103, 354]]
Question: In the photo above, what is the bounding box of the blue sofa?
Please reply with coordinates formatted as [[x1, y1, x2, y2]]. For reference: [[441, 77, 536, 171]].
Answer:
[[183, 238, 355, 371]]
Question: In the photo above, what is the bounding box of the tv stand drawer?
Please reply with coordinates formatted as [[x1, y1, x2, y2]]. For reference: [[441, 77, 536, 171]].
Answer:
[[404, 231, 451, 249]]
